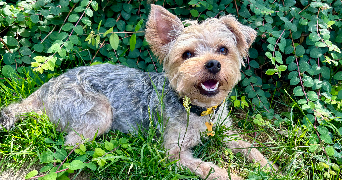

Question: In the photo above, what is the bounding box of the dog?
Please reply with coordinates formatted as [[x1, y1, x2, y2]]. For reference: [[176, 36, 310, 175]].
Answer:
[[0, 4, 276, 180]]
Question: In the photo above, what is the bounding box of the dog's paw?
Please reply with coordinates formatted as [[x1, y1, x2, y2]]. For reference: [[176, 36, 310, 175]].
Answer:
[[200, 162, 243, 180]]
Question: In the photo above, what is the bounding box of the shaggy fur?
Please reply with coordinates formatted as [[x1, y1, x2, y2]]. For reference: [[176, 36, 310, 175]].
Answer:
[[0, 5, 276, 180]]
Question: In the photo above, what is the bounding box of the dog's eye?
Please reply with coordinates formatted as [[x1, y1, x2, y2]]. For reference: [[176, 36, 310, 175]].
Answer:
[[218, 47, 228, 55], [182, 51, 194, 60]]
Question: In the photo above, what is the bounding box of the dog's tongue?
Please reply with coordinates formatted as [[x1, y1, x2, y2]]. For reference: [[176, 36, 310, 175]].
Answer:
[[202, 80, 217, 89], [201, 80, 219, 92]]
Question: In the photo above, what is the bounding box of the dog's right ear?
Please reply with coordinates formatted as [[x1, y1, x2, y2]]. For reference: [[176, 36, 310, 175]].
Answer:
[[145, 4, 184, 62]]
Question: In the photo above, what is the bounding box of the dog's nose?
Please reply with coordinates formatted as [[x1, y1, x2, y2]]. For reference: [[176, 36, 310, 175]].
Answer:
[[205, 60, 221, 74]]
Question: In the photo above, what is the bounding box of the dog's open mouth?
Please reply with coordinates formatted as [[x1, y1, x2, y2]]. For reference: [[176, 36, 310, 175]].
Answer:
[[199, 79, 219, 96]]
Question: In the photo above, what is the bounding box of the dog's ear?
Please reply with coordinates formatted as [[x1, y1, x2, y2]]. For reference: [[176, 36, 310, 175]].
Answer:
[[145, 4, 184, 62], [220, 15, 257, 60]]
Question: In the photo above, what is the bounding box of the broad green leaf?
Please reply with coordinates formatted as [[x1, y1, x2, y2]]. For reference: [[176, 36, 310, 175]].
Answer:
[[68, 14, 79, 22], [325, 146, 335, 156], [266, 69, 277, 75], [93, 148, 106, 158], [82, 17, 92, 26], [293, 86, 304, 96], [6, 36, 18, 46], [40, 164, 53, 173], [310, 48, 322, 58], [109, 33, 119, 50], [81, 0, 89, 6], [30, 14, 39, 23], [303, 75, 314, 87], [33, 44, 44, 52], [86, 162, 97, 171], [25, 170, 38, 179], [68, 160, 85, 170], [2, 65, 16, 77], [69, 35, 79, 44], [123, 4, 132, 13], [333, 71, 342, 80], [85, 8, 93, 17], [190, 9, 199, 17], [309, 144, 319, 152], [290, 77, 300, 85], [249, 60, 259, 68], [74, 25, 83, 35], [19, 47, 31, 56], [3, 53, 15, 65], [307, 91, 318, 101], [104, 18, 116, 27], [295, 45, 305, 56]]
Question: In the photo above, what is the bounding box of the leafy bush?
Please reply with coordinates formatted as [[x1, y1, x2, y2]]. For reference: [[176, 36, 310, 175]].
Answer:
[[1, 0, 342, 179]]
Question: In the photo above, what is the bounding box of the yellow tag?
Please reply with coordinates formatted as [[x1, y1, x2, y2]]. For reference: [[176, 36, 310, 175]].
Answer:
[[205, 122, 215, 136]]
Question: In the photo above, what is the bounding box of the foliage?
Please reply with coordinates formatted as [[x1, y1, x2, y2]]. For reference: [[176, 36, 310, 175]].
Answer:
[[1, 0, 342, 179]]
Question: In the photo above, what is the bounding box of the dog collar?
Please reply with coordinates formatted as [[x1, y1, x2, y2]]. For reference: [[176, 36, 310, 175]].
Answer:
[[180, 98, 225, 116]]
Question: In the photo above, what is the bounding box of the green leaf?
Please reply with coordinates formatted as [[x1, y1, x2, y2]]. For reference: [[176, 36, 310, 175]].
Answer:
[[105, 141, 114, 151], [320, 66, 330, 79], [68, 14, 79, 22], [68, 160, 85, 170], [249, 48, 258, 58], [278, 65, 287, 71], [265, 69, 277, 75], [109, 33, 119, 50], [249, 60, 259, 68], [290, 77, 299, 85], [69, 35, 79, 44], [40, 150, 54, 163], [81, 0, 89, 6], [74, 25, 83, 35], [91, 1, 98, 11], [93, 148, 106, 158], [293, 86, 304, 96], [303, 75, 314, 87], [2, 65, 16, 77], [82, 17, 91, 26], [333, 71, 342, 80], [30, 14, 39, 23], [295, 45, 305, 56], [85, 8, 93, 17], [6, 36, 18, 46], [3, 53, 15, 65], [104, 18, 116, 27], [338, 90, 342, 100], [130, 34, 136, 51], [190, 9, 199, 17], [309, 144, 319, 152], [40, 164, 53, 173], [325, 146, 335, 156], [285, 46, 294, 54], [123, 4, 132, 13], [33, 44, 44, 52], [307, 91, 318, 101], [20, 47, 32, 56], [86, 162, 97, 171], [25, 170, 38, 179], [310, 48, 322, 58]]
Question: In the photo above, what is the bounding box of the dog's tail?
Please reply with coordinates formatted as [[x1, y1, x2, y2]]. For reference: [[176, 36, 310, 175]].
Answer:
[[0, 91, 42, 130]]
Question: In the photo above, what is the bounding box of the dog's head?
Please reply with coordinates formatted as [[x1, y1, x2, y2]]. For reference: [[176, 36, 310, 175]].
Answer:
[[145, 4, 256, 107]]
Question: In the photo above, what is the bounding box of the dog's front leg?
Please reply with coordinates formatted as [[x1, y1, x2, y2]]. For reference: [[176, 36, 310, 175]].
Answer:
[[164, 125, 242, 180], [225, 131, 278, 171]]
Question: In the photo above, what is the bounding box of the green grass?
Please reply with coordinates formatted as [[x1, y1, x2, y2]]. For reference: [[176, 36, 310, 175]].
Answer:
[[0, 74, 341, 180]]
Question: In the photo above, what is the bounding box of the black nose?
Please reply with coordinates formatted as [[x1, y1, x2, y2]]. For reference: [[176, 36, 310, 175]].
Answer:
[[205, 60, 221, 74]]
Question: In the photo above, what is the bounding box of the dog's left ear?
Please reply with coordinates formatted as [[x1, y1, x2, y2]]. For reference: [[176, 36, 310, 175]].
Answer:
[[220, 15, 257, 59], [145, 4, 184, 62]]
